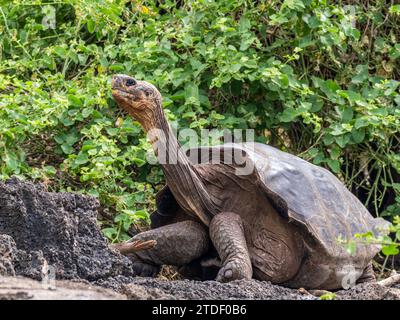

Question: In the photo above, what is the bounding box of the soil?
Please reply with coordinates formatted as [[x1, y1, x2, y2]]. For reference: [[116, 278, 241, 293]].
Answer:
[[0, 177, 399, 300]]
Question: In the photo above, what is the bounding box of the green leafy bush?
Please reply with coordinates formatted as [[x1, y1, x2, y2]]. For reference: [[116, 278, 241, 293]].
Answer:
[[0, 0, 399, 242], [341, 215, 400, 276]]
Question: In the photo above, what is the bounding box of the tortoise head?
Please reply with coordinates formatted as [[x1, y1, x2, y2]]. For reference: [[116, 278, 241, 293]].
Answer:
[[111, 74, 162, 131]]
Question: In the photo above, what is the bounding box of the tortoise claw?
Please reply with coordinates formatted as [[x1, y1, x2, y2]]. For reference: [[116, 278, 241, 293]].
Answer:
[[215, 260, 251, 283], [111, 239, 157, 255]]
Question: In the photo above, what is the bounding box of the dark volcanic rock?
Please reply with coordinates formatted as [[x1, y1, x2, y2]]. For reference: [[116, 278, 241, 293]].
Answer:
[[0, 235, 17, 276], [95, 276, 400, 300], [0, 177, 133, 281], [335, 282, 400, 300], [101, 277, 316, 300]]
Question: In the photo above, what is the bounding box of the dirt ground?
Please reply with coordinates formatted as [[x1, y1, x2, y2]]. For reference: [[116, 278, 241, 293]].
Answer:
[[0, 178, 399, 300]]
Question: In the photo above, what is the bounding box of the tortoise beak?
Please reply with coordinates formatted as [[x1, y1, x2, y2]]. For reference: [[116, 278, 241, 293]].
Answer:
[[111, 75, 122, 90]]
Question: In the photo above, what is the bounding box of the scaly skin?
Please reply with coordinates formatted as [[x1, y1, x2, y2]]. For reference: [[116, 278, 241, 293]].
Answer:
[[127, 220, 209, 276], [357, 263, 376, 283], [209, 212, 253, 282]]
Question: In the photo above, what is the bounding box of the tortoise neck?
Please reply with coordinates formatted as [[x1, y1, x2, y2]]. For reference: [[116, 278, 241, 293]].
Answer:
[[145, 103, 217, 225]]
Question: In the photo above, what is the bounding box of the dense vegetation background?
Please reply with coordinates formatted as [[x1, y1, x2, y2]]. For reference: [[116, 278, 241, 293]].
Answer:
[[0, 1, 399, 255]]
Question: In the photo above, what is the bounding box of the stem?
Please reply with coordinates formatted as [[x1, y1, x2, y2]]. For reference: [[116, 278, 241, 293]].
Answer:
[[0, 7, 44, 77], [379, 255, 389, 280], [62, 18, 81, 78]]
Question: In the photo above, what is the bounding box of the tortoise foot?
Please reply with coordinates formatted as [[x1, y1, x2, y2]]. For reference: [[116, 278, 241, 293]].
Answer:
[[132, 259, 160, 277], [210, 212, 253, 283], [216, 260, 251, 282]]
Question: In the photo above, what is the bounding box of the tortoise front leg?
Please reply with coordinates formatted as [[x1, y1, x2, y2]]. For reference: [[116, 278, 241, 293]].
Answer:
[[210, 212, 253, 282], [114, 220, 209, 277]]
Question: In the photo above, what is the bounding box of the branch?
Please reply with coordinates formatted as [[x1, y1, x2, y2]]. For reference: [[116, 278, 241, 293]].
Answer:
[[378, 274, 400, 287]]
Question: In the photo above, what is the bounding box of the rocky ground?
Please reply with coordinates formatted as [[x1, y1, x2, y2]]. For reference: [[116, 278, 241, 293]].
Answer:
[[0, 178, 399, 300]]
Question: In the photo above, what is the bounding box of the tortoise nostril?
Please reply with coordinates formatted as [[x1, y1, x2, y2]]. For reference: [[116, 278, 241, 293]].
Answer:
[[125, 78, 136, 87]]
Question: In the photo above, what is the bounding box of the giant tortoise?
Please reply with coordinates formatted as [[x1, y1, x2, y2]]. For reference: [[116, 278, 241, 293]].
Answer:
[[111, 74, 389, 290]]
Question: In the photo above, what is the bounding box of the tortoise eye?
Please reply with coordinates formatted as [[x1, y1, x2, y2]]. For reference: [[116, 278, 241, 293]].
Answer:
[[125, 78, 136, 87]]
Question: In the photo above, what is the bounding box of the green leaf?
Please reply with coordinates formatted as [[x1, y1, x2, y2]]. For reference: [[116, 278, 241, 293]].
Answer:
[[44, 165, 56, 175], [240, 37, 255, 51], [54, 134, 65, 144], [351, 129, 365, 144], [109, 64, 125, 72], [4, 152, 19, 171], [65, 132, 80, 145], [354, 118, 369, 129], [351, 65, 369, 84], [68, 50, 79, 64], [230, 64, 242, 73], [78, 54, 88, 65], [82, 107, 93, 118], [340, 106, 353, 123], [132, 157, 146, 166], [184, 83, 200, 106], [134, 209, 149, 220], [75, 152, 89, 165], [67, 94, 82, 107], [319, 292, 336, 300], [279, 108, 301, 122], [335, 135, 350, 148], [53, 46, 67, 58], [345, 241, 356, 255], [325, 80, 340, 93], [238, 16, 251, 32], [87, 19, 96, 33], [323, 134, 334, 145], [60, 114, 74, 126], [283, 0, 305, 11], [61, 144, 73, 155], [102, 228, 117, 240], [106, 128, 119, 136], [382, 244, 399, 256], [329, 146, 341, 160], [389, 4, 400, 14], [327, 159, 340, 173]]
